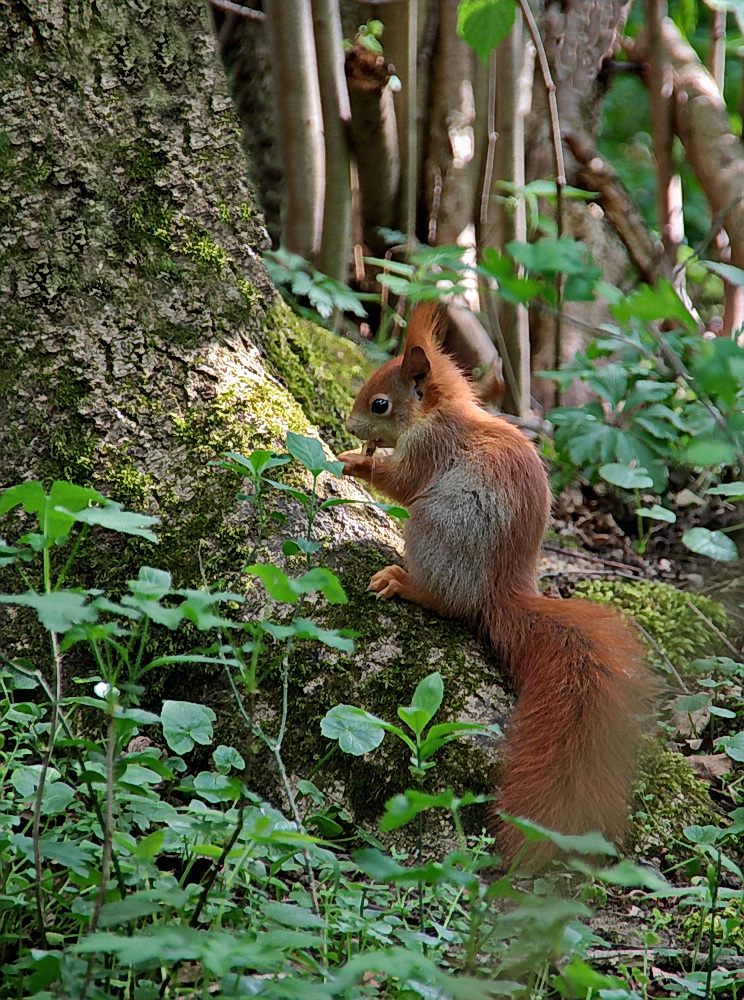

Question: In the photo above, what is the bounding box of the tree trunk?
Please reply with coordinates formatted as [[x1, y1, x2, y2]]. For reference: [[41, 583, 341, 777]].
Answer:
[[0, 0, 501, 833]]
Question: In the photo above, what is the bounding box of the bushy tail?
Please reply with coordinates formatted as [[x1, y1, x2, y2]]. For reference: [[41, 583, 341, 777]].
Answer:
[[487, 594, 654, 869]]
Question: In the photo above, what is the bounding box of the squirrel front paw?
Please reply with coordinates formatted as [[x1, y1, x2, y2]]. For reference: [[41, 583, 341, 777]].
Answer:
[[337, 451, 372, 477], [368, 564, 414, 601]]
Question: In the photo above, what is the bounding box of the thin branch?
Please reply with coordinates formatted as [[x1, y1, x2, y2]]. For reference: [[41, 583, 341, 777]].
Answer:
[[686, 599, 742, 658], [633, 621, 688, 691], [405, 0, 418, 250], [207, 0, 265, 20], [513, 0, 566, 382], [543, 543, 646, 575]]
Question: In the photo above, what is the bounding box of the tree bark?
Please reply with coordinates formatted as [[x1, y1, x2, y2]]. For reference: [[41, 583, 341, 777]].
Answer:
[[627, 19, 744, 339], [0, 0, 502, 834]]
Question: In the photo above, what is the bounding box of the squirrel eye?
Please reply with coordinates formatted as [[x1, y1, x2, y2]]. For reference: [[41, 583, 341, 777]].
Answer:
[[370, 397, 390, 415]]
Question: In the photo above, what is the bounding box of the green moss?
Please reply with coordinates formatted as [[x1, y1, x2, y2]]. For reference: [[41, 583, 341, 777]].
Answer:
[[575, 579, 728, 672], [263, 302, 373, 451], [105, 463, 155, 510], [631, 738, 724, 865], [180, 233, 230, 276], [238, 203, 253, 222]]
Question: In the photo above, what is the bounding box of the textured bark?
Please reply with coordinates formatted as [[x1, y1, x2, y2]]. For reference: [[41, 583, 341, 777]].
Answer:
[[265, 0, 325, 259], [424, 0, 478, 247], [627, 19, 744, 340], [312, 0, 353, 281], [0, 0, 504, 835]]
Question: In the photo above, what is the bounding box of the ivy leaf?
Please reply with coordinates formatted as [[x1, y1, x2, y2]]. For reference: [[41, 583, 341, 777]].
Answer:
[[599, 464, 654, 490], [716, 731, 744, 762], [320, 705, 386, 756], [682, 528, 738, 562], [160, 700, 216, 754], [636, 505, 677, 524], [456, 0, 517, 63]]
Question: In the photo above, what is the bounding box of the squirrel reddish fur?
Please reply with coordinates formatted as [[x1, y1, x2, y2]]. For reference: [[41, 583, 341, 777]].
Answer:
[[338, 304, 653, 869]]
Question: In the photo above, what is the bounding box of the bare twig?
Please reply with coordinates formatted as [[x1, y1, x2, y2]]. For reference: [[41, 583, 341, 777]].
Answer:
[[513, 0, 566, 381], [686, 599, 742, 658], [544, 543, 646, 575], [207, 0, 265, 20], [405, 0, 418, 250], [647, 0, 677, 279], [634, 621, 688, 691]]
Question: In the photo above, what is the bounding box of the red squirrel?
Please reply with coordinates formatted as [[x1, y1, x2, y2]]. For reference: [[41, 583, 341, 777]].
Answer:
[[338, 305, 653, 869]]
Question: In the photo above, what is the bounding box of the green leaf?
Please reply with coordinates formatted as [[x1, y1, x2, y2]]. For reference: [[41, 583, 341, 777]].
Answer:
[[320, 705, 386, 755], [636, 504, 677, 523], [246, 564, 297, 603], [706, 481, 744, 499], [133, 830, 165, 860], [682, 528, 738, 562], [160, 700, 216, 754], [456, 0, 517, 63], [127, 566, 172, 599], [291, 618, 356, 652], [396, 705, 431, 737], [261, 901, 325, 929], [352, 848, 406, 879], [599, 463, 653, 490], [57, 501, 159, 541], [99, 893, 164, 928], [213, 744, 246, 773], [0, 481, 47, 518], [612, 280, 697, 334], [380, 789, 458, 831], [702, 260, 744, 286], [286, 432, 343, 476], [508, 237, 594, 277], [293, 567, 348, 604], [501, 815, 617, 856], [0, 590, 98, 632], [716, 731, 744, 762], [585, 364, 628, 407], [682, 436, 737, 469], [410, 671, 444, 719]]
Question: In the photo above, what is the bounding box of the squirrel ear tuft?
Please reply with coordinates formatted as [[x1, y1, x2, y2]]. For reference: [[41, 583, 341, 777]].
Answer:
[[402, 344, 431, 390], [404, 303, 441, 352]]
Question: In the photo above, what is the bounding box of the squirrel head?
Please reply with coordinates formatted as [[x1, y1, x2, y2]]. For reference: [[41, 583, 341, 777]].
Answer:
[[346, 304, 467, 448]]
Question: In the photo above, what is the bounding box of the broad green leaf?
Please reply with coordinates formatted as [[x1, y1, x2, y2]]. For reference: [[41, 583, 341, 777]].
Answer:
[[716, 731, 744, 762], [611, 280, 697, 334], [98, 896, 163, 929], [352, 848, 407, 879], [261, 901, 325, 929], [286, 432, 343, 476], [0, 590, 98, 632], [682, 527, 738, 562], [127, 566, 172, 599], [58, 501, 159, 541], [0, 481, 47, 518], [501, 815, 617, 855], [599, 463, 653, 490], [213, 745, 246, 773], [702, 260, 744, 285], [457, 0, 517, 64], [585, 364, 628, 406], [396, 705, 431, 737], [706, 481, 744, 499], [293, 567, 347, 604], [636, 505, 677, 523], [160, 700, 215, 753], [674, 692, 710, 713], [291, 618, 356, 652], [508, 237, 593, 276], [683, 436, 738, 468], [320, 705, 386, 755], [410, 671, 444, 719], [133, 830, 165, 861], [380, 789, 458, 831], [246, 564, 297, 603]]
